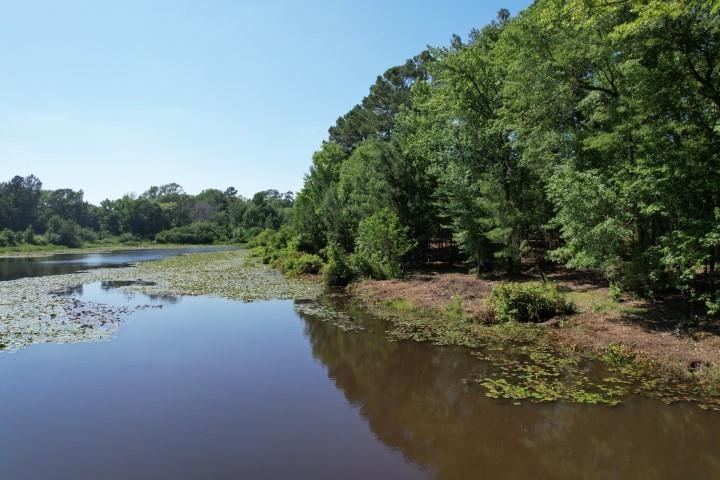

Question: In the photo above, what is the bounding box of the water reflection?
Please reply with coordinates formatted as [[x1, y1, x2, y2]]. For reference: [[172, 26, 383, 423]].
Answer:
[[85, 281, 181, 306], [1, 281, 718, 479], [297, 296, 720, 480]]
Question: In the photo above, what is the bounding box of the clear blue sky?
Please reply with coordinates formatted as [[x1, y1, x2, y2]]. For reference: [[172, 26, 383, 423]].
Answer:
[[0, 0, 532, 204]]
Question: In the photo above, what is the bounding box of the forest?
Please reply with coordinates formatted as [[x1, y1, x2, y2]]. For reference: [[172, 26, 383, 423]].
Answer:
[[0, 174, 293, 248], [2, 0, 719, 315], [280, 0, 719, 315]]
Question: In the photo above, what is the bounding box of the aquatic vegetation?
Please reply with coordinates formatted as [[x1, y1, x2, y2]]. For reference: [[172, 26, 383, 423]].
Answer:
[[0, 249, 322, 352], [356, 294, 720, 410], [471, 346, 624, 405], [601, 343, 636, 367], [0, 282, 126, 352], [470, 342, 720, 410], [294, 300, 363, 332], [130, 250, 322, 301], [373, 295, 542, 348]]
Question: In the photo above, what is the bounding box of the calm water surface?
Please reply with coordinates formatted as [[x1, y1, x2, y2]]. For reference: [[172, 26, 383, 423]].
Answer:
[[0, 246, 235, 281], [1, 262, 719, 478]]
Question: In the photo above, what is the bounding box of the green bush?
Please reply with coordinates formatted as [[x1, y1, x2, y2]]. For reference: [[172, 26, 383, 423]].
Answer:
[[488, 282, 574, 323], [117, 233, 138, 243], [22, 226, 37, 245], [245, 226, 307, 272], [47, 216, 82, 248], [155, 222, 225, 244], [608, 282, 622, 302], [33, 235, 48, 245], [323, 242, 355, 286], [353, 208, 416, 279], [80, 227, 99, 243], [231, 226, 263, 243], [0, 229, 17, 247], [285, 253, 324, 275]]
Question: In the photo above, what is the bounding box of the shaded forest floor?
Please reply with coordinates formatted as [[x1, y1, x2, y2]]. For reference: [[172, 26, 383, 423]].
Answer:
[[350, 265, 720, 380]]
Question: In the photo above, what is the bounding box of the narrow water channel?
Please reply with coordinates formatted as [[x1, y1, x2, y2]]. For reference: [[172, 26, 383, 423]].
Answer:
[[1, 256, 719, 479], [0, 246, 235, 281]]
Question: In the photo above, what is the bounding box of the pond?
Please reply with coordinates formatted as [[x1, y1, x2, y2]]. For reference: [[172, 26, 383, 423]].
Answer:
[[0, 246, 236, 281], [0, 262, 719, 478]]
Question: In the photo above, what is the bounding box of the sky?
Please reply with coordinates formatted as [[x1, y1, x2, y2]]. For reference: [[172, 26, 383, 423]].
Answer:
[[0, 0, 532, 204]]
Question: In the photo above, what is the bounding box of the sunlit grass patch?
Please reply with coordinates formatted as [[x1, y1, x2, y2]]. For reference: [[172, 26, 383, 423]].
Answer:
[[563, 289, 648, 315], [381, 298, 415, 312]]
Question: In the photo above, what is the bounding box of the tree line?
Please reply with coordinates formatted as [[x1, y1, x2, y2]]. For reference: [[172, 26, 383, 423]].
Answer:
[[0, 174, 294, 248], [283, 0, 719, 312]]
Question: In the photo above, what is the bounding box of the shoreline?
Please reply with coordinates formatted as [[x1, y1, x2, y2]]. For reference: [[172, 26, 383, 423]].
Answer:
[[4, 246, 718, 409], [345, 268, 720, 407]]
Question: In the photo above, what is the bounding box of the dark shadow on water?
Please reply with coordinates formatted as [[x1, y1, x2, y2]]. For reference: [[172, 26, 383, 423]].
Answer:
[[296, 294, 720, 480]]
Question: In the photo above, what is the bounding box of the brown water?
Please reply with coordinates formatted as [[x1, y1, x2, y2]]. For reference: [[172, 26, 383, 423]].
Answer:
[[0, 282, 719, 479]]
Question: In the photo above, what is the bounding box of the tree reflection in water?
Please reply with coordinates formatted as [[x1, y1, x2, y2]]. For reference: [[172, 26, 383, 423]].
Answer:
[[296, 295, 720, 480]]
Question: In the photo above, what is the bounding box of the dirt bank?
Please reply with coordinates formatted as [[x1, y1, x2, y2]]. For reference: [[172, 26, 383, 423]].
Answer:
[[350, 267, 720, 376]]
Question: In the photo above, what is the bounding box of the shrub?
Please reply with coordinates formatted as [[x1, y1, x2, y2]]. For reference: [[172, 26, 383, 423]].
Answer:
[[608, 282, 622, 302], [22, 226, 37, 245], [353, 208, 416, 280], [117, 233, 138, 243], [0, 228, 19, 247], [245, 226, 306, 271], [80, 227, 99, 243], [487, 282, 574, 323], [285, 253, 324, 275], [155, 222, 225, 244], [0, 229, 17, 247], [323, 242, 355, 286], [47, 216, 82, 248], [247, 226, 297, 250], [231, 226, 263, 243]]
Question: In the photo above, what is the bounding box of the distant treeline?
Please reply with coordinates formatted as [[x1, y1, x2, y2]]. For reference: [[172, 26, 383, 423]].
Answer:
[[0, 175, 293, 248], [270, 1, 717, 312]]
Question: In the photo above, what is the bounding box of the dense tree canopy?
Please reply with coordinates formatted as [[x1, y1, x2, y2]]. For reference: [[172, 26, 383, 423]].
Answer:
[[292, 0, 720, 308]]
